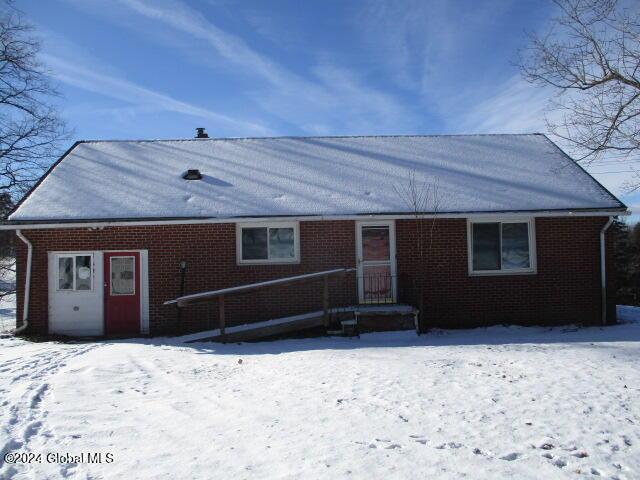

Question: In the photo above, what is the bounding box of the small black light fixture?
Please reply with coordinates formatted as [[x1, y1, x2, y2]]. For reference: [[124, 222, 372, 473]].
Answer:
[[183, 169, 203, 180], [177, 259, 188, 329]]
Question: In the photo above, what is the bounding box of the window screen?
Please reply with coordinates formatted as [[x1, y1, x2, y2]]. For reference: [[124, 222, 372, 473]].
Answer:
[[268, 228, 295, 259], [471, 222, 532, 272], [75, 256, 92, 290], [362, 226, 390, 261], [501, 223, 530, 269], [57, 255, 92, 291], [58, 257, 74, 290], [472, 223, 500, 271], [242, 228, 268, 260], [240, 225, 297, 262], [111, 257, 135, 295]]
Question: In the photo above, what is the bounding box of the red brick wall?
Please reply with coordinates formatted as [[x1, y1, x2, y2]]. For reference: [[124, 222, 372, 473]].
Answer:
[[15, 221, 357, 334], [396, 216, 616, 328], [14, 216, 616, 335]]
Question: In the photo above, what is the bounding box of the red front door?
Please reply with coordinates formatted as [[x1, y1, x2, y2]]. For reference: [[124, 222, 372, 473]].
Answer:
[[104, 252, 140, 334]]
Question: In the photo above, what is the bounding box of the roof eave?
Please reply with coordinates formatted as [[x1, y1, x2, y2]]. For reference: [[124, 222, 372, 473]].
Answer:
[[0, 207, 630, 230]]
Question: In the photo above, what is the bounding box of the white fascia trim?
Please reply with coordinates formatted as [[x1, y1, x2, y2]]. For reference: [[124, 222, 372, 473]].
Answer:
[[0, 209, 629, 230]]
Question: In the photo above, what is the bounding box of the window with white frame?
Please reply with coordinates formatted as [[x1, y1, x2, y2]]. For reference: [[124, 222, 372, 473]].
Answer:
[[468, 219, 535, 274], [237, 222, 299, 264], [57, 254, 93, 291]]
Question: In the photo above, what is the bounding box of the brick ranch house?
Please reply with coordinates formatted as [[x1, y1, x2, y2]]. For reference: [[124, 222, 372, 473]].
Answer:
[[0, 132, 628, 337]]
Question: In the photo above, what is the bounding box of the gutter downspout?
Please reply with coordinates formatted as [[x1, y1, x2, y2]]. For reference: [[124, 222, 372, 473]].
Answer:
[[600, 216, 614, 325], [14, 229, 32, 334]]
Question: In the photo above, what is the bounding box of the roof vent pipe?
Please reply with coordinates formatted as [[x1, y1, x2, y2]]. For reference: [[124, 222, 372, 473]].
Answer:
[[183, 169, 203, 180], [195, 127, 209, 139]]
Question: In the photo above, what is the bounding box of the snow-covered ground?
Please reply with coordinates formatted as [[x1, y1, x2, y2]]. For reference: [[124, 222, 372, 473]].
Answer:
[[1, 308, 639, 479]]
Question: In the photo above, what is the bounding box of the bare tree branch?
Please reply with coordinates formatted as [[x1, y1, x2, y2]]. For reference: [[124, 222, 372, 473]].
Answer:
[[0, 1, 67, 200], [0, 1, 68, 299], [520, 0, 640, 183], [394, 173, 446, 333]]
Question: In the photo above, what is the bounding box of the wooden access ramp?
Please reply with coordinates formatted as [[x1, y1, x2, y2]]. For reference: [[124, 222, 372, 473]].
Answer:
[[178, 304, 419, 343], [181, 310, 338, 343], [165, 268, 356, 341]]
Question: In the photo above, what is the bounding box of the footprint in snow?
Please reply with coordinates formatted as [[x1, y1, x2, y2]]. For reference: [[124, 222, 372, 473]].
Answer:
[[385, 443, 402, 450], [435, 442, 463, 450], [409, 435, 428, 445], [473, 448, 494, 457], [500, 452, 520, 461], [571, 451, 589, 458], [553, 458, 567, 468]]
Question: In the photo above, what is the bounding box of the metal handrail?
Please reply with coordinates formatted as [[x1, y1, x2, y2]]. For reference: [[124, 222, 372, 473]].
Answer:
[[164, 267, 356, 336], [165, 267, 356, 307]]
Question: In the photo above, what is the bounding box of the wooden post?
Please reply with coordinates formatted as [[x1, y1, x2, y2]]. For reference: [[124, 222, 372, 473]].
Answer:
[[219, 295, 226, 336], [322, 275, 329, 327]]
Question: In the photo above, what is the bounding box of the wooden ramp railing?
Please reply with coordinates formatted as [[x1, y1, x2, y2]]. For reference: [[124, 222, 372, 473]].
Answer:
[[164, 268, 356, 337]]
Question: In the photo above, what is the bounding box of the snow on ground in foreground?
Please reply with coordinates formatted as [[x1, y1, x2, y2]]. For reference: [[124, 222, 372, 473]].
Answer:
[[1, 311, 639, 479]]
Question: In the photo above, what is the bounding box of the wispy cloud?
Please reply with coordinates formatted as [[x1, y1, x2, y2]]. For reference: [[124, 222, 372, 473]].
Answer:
[[355, 0, 509, 99], [67, 0, 420, 134], [455, 75, 553, 134], [42, 54, 270, 135], [116, 0, 288, 86]]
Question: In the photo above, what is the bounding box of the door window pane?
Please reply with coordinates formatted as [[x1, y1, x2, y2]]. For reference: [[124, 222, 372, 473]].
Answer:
[[362, 265, 392, 303], [502, 223, 530, 269], [472, 223, 500, 271], [362, 226, 390, 261], [58, 257, 73, 290], [111, 257, 135, 295], [269, 227, 294, 259], [75, 255, 92, 290], [242, 227, 268, 260]]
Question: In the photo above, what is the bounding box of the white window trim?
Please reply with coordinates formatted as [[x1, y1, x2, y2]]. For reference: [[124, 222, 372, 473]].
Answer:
[[109, 255, 136, 296], [236, 222, 300, 265], [467, 217, 537, 276], [55, 252, 94, 291]]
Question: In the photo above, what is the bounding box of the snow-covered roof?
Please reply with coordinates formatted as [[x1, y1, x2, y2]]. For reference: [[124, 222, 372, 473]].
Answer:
[[9, 134, 625, 222]]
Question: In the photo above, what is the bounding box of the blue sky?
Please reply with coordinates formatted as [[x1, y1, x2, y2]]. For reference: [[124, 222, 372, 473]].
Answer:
[[19, 0, 639, 217]]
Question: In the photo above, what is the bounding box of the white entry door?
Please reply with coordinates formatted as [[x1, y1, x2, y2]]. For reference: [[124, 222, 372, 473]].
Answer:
[[356, 221, 397, 303], [48, 251, 104, 336]]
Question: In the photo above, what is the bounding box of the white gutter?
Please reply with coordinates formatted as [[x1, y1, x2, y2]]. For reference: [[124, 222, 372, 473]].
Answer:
[[600, 216, 615, 325], [14, 230, 32, 334], [0, 209, 629, 231]]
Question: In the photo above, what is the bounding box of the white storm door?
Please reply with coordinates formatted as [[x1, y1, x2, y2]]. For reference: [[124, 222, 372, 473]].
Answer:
[[356, 221, 397, 304]]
